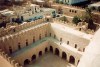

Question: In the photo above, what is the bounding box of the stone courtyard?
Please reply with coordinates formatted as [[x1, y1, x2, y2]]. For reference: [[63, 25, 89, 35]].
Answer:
[[25, 52, 76, 67]]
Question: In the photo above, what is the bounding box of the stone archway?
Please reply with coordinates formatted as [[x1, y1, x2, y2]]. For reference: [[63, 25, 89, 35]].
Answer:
[[26, 40, 28, 46], [55, 48, 59, 56], [50, 46, 53, 53], [9, 46, 12, 54], [62, 51, 67, 60], [31, 54, 36, 61], [39, 51, 42, 57], [24, 59, 30, 65], [45, 32, 47, 37], [77, 60, 80, 65], [18, 43, 21, 50], [33, 36, 35, 43], [69, 55, 75, 64], [60, 38, 62, 42], [75, 44, 77, 48], [45, 47, 48, 53], [39, 34, 41, 40]]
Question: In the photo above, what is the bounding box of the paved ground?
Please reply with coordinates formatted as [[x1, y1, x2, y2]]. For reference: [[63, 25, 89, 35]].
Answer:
[[25, 52, 76, 67]]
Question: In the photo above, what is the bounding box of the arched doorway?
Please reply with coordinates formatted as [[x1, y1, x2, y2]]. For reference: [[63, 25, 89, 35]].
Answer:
[[21, 16, 24, 21], [50, 33, 51, 36], [33, 36, 35, 43], [9, 46, 12, 54], [45, 47, 48, 53], [77, 60, 80, 65], [83, 48, 85, 52], [24, 59, 30, 65], [39, 51, 42, 57], [45, 32, 47, 37], [60, 38, 62, 42], [18, 43, 21, 50], [54, 35, 56, 39], [50, 46, 53, 53], [69, 55, 75, 64], [62, 52, 67, 60], [67, 41, 69, 45], [75, 44, 77, 48], [39, 34, 41, 40], [31, 55, 36, 61], [55, 48, 59, 56], [26, 40, 28, 46]]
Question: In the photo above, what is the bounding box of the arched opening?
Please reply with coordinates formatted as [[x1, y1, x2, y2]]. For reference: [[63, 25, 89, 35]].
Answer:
[[69, 55, 75, 64], [75, 44, 77, 48], [54, 34, 56, 39], [33, 36, 35, 43], [45, 32, 47, 37], [77, 60, 80, 65], [39, 34, 41, 40], [9, 46, 12, 54], [62, 51, 67, 60], [91, 6, 96, 10], [50, 46, 53, 53], [83, 48, 85, 52], [72, 10, 74, 12], [46, 18, 49, 22], [45, 47, 48, 53], [50, 33, 51, 36], [18, 43, 21, 50], [55, 48, 59, 56], [67, 41, 69, 45], [26, 40, 28, 46], [31, 55, 36, 61], [60, 38, 62, 42], [33, 38, 35, 43], [39, 51, 42, 57], [21, 16, 24, 21], [24, 59, 30, 65], [69, 10, 71, 12], [13, 28, 16, 32], [79, 28, 81, 31]]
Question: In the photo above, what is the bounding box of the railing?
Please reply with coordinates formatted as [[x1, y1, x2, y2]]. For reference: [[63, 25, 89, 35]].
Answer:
[[0, 49, 22, 67]]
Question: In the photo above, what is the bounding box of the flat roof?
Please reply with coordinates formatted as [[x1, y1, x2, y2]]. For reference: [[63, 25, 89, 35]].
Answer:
[[36, 0, 44, 2], [42, 8, 56, 11], [30, 4, 39, 7], [51, 23, 93, 40], [0, 23, 48, 41], [0, 9, 14, 16], [89, 2, 100, 7]]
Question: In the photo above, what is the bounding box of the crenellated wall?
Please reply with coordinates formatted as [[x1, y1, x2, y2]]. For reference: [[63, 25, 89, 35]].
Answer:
[[51, 3, 100, 24], [0, 22, 49, 54], [0, 17, 92, 67], [0, 49, 22, 67], [50, 23, 90, 51], [0, 18, 46, 37]]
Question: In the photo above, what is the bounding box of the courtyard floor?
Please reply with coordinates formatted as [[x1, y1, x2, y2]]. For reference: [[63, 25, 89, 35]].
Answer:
[[25, 52, 76, 67]]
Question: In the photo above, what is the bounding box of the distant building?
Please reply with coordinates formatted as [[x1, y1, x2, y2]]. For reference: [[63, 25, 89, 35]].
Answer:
[[55, 0, 88, 5], [12, 4, 56, 22], [88, 2, 100, 11], [0, 4, 56, 25]]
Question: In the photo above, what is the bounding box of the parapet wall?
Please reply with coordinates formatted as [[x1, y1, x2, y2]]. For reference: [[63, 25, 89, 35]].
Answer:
[[0, 22, 49, 54], [0, 18, 46, 37], [0, 49, 22, 67], [52, 3, 100, 24]]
